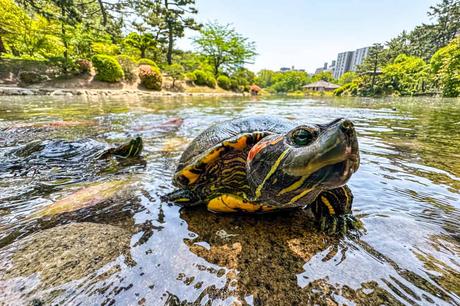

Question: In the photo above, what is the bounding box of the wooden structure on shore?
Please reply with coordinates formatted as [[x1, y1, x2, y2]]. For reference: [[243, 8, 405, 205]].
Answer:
[[303, 80, 340, 92]]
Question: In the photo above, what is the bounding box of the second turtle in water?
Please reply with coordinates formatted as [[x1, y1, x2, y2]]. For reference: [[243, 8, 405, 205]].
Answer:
[[168, 116, 360, 233]]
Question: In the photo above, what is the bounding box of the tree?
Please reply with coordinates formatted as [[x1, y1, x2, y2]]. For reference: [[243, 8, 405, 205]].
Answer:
[[164, 63, 185, 87], [381, 54, 429, 95], [431, 37, 460, 97], [270, 71, 310, 93], [255, 69, 276, 88], [123, 32, 157, 58], [162, 0, 200, 65], [359, 43, 385, 94], [311, 71, 335, 82], [193, 22, 257, 76], [338, 71, 357, 85]]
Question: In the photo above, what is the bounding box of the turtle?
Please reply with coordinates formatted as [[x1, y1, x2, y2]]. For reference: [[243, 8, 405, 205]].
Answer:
[[167, 116, 360, 233], [3, 137, 143, 174]]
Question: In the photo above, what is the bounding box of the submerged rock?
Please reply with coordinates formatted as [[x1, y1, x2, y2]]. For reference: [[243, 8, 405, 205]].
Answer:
[[0, 222, 131, 299], [31, 180, 132, 218]]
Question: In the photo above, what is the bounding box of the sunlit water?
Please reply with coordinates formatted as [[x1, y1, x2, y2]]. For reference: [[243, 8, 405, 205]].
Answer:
[[0, 95, 459, 305]]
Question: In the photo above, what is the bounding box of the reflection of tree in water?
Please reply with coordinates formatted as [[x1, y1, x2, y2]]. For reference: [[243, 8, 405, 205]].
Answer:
[[177, 207, 410, 305]]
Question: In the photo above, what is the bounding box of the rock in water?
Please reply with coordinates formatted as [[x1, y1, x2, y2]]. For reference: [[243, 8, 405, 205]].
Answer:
[[0, 222, 131, 299], [31, 180, 130, 218]]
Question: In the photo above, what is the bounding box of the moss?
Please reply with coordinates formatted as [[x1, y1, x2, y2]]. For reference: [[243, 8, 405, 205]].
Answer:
[[91, 54, 124, 82]]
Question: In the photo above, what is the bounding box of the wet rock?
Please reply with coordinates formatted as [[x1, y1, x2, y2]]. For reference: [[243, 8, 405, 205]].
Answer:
[[31, 180, 132, 218], [0, 222, 131, 293]]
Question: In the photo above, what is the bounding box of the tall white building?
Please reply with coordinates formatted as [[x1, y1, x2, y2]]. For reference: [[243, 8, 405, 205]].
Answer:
[[333, 51, 354, 79], [333, 46, 370, 79], [350, 47, 370, 72]]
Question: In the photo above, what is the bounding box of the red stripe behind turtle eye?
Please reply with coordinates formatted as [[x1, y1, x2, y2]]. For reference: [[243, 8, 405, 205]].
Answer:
[[247, 141, 269, 162]]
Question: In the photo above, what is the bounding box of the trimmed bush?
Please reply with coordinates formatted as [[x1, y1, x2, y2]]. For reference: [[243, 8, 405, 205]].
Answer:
[[18, 71, 45, 84], [91, 54, 124, 82], [193, 70, 216, 88], [137, 58, 158, 68], [217, 75, 231, 90], [117, 55, 137, 81], [76, 59, 92, 74], [185, 72, 197, 82], [138, 64, 162, 90]]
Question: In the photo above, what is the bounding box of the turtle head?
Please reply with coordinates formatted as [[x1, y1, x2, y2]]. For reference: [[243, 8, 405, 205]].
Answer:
[[246, 118, 359, 205]]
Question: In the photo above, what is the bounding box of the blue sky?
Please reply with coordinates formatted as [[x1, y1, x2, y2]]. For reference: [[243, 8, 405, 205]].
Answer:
[[177, 0, 439, 73]]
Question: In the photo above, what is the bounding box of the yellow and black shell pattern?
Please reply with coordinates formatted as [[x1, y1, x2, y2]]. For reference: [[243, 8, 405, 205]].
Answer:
[[173, 116, 295, 189]]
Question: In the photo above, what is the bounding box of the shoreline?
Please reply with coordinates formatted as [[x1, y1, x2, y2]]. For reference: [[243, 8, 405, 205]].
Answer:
[[0, 86, 246, 97]]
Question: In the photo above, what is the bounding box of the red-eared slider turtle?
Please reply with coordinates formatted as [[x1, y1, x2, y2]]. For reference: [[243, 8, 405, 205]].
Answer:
[[167, 116, 360, 233]]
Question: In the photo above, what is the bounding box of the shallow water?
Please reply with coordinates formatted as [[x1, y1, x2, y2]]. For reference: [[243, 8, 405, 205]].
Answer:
[[0, 95, 459, 305]]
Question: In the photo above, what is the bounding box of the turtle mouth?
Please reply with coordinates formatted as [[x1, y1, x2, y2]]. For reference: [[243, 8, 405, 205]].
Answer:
[[316, 147, 360, 187]]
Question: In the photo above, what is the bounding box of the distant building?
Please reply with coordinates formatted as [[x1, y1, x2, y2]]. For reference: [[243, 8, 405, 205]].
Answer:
[[303, 80, 340, 92], [334, 51, 354, 79], [350, 47, 370, 71], [314, 62, 329, 74], [280, 66, 306, 73], [333, 46, 371, 79]]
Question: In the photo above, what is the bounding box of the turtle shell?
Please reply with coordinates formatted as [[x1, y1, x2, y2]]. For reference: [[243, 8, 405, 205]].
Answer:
[[174, 116, 295, 188]]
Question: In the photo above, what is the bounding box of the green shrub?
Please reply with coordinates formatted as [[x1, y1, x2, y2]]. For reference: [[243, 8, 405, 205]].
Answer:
[[91, 42, 119, 55], [76, 59, 92, 74], [117, 55, 137, 81], [334, 82, 357, 96], [91, 54, 124, 82], [138, 64, 162, 90], [217, 75, 231, 90], [18, 71, 45, 84], [164, 64, 185, 87], [193, 70, 216, 88], [230, 79, 240, 91], [137, 58, 158, 68], [185, 72, 197, 82]]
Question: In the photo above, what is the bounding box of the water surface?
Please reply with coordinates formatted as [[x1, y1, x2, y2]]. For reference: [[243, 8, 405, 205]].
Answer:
[[0, 95, 459, 305]]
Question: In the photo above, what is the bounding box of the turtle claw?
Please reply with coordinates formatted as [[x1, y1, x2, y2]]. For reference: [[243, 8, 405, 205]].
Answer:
[[316, 214, 363, 236]]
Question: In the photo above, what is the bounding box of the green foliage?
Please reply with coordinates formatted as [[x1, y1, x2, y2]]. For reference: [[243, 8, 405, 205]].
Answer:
[[381, 54, 429, 95], [334, 83, 358, 96], [270, 71, 310, 93], [193, 22, 257, 76], [137, 58, 158, 68], [255, 69, 276, 88], [192, 70, 216, 88], [76, 59, 92, 74], [18, 71, 45, 84], [91, 42, 119, 56], [164, 64, 185, 87], [123, 32, 157, 59], [91, 54, 124, 82], [174, 51, 212, 73], [431, 37, 460, 97], [116, 55, 137, 81], [311, 71, 335, 82], [138, 64, 162, 90], [217, 75, 231, 90], [231, 68, 255, 87], [338, 71, 357, 85]]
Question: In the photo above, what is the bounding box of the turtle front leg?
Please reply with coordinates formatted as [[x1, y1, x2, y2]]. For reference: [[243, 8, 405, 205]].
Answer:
[[310, 185, 361, 234], [163, 189, 203, 207], [207, 194, 276, 213]]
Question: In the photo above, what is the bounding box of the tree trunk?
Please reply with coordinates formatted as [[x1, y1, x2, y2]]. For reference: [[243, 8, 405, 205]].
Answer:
[[0, 36, 6, 54], [141, 48, 146, 58], [165, 0, 173, 65], [61, 7, 68, 72], [167, 24, 173, 65]]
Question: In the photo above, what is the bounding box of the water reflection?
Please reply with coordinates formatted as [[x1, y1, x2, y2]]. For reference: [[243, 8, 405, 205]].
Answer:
[[0, 95, 459, 305]]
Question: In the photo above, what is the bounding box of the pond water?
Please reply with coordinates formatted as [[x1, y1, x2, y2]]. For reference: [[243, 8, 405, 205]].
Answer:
[[0, 95, 459, 305]]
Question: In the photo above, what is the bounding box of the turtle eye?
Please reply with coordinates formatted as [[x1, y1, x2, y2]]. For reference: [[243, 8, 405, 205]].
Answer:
[[292, 129, 316, 146]]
